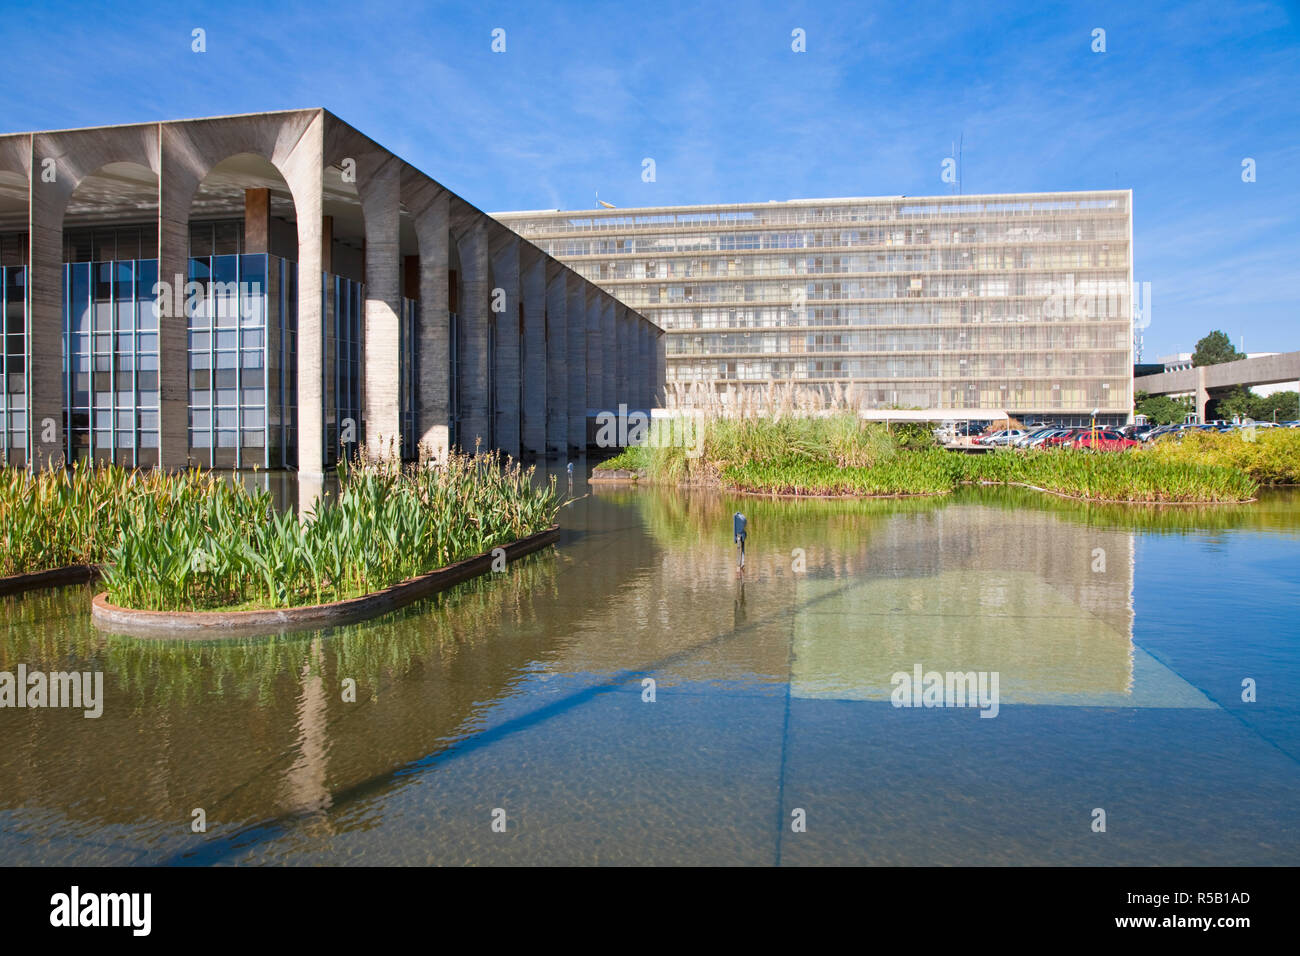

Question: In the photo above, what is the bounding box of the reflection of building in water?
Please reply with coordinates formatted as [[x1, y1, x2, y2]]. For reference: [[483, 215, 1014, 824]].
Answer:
[[790, 502, 1140, 701], [0, 552, 566, 839], [585, 486, 1206, 708], [789, 503, 1207, 707]]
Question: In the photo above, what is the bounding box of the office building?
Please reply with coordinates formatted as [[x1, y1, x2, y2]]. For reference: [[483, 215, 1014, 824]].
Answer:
[[497, 191, 1133, 424]]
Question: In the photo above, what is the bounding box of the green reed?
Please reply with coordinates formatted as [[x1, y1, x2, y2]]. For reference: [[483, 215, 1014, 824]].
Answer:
[[0, 459, 223, 578], [98, 451, 562, 612], [1139, 428, 1300, 485], [719, 448, 1256, 503]]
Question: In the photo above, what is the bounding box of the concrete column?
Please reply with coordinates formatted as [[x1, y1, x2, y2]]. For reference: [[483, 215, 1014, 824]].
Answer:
[[566, 275, 587, 455], [601, 296, 616, 415], [544, 262, 568, 458], [244, 187, 270, 254], [456, 219, 490, 453], [284, 120, 326, 478], [156, 153, 191, 471], [490, 233, 520, 460], [411, 189, 449, 461], [361, 160, 402, 461], [520, 249, 546, 457], [1196, 365, 1209, 424], [26, 139, 64, 471]]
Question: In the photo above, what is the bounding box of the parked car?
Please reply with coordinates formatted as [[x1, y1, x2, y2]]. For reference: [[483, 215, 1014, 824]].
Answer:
[[977, 429, 1028, 447], [1072, 428, 1139, 451], [1012, 427, 1056, 448], [1020, 427, 1070, 448], [1143, 424, 1180, 442], [1043, 427, 1085, 448]]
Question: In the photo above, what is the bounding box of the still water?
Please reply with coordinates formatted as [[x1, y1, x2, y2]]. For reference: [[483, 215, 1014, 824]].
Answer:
[[2, 467, 1298, 865]]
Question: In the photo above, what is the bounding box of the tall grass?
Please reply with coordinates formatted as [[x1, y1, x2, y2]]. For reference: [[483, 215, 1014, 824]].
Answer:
[[1139, 428, 1300, 485], [0, 460, 222, 577], [101, 451, 561, 612], [594, 410, 1261, 503], [598, 412, 920, 484], [959, 451, 1256, 503]]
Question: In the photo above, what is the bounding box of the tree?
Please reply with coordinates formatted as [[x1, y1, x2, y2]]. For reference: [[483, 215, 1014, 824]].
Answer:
[[1192, 330, 1245, 367], [1241, 389, 1299, 422], [1208, 387, 1300, 422], [1135, 392, 1188, 425], [1214, 386, 1255, 421], [1257, 390, 1300, 422]]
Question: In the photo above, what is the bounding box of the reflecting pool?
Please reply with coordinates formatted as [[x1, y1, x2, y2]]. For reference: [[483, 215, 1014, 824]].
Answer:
[[1, 469, 1297, 865]]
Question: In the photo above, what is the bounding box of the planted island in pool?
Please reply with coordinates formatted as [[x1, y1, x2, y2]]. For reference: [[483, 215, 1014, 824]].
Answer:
[[593, 413, 1292, 504], [98, 452, 562, 614]]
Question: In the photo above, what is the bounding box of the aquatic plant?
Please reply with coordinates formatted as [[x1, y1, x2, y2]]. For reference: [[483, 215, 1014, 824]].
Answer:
[[98, 452, 562, 612]]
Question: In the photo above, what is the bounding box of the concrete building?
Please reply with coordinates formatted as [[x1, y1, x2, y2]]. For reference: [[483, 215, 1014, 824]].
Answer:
[[496, 190, 1134, 425], [0, 109, 660, 476]]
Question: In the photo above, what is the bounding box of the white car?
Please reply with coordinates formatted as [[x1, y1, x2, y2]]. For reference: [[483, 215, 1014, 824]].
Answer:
[[978, 429, 1028, 446]]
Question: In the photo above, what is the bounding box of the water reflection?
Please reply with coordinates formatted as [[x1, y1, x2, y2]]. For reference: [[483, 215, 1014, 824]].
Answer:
[[0, 474, 1297, 865]]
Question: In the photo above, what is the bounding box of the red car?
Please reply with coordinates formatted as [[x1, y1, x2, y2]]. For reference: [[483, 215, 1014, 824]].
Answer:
[[1043, 428, 1085, 448], [1071, 429, 1139, 451]]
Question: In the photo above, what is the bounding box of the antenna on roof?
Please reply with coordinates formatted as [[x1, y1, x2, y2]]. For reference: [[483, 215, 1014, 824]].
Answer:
[[958, 132, 963, 195]]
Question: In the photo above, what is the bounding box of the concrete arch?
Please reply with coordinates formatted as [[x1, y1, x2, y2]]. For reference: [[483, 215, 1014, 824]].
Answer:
[[184, 153, 301, 469], [158, 111, 326, 473], [26, 127, 160, 468]]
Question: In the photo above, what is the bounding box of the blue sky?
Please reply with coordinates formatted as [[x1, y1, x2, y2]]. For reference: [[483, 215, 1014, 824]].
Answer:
[[1, 0, 1296, 357]]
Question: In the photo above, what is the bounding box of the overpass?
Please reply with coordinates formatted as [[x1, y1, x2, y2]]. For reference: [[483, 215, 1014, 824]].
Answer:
[[1135, 350, 1300, 422]]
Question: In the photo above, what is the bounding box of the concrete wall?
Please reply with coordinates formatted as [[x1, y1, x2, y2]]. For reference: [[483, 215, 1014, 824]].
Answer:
[[520, 248, 546, 457], [544, 260, 567, 458]]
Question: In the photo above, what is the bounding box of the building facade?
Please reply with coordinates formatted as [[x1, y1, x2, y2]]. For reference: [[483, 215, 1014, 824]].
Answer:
[[0, 109, 661, 475], [496, 191, 1133, 425]]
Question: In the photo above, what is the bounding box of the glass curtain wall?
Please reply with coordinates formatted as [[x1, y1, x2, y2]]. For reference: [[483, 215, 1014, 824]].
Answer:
[[47, 240, 421, 472], [63, 259, 160, 467], [323, 273, 363, 467], [2, 265, 25, 466], [186, 253, 297, 469]]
